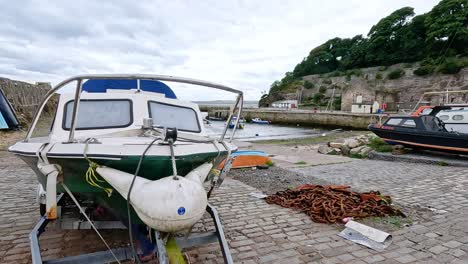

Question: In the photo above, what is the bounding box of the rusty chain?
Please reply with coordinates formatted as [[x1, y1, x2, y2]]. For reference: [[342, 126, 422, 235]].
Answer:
[[266, 185, 405, 224]]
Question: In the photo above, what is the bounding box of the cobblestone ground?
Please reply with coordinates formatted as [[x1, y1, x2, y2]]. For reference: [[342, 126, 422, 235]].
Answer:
[[2, 151, 468, 263]]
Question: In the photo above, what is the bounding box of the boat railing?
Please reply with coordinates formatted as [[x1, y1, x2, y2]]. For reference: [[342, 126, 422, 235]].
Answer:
[[411, 90, 468, 113], [25, 74, 243, 143]]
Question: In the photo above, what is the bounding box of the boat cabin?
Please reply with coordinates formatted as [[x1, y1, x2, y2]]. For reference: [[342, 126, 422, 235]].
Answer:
[[379, 115, 447, 132], [48, 90, 206, 142]]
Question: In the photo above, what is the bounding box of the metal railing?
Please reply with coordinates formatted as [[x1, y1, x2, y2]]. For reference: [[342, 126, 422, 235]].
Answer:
[[25, 74, 244, 143]]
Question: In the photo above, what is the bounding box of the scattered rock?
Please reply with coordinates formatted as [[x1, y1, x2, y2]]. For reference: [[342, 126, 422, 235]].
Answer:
[[392, 145, 406, 155], [329, 142, 344, 148], [350, 146, 365, 155], [345, 138, 361, 149], [318, 145, 337, 155], [359, 146, 372, 156], [340, 145, 351, 156], [318, 145, 330, 154]]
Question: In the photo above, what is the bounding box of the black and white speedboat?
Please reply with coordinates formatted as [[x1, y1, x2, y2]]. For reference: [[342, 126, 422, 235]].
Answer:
[[369, 106, 468, 154]]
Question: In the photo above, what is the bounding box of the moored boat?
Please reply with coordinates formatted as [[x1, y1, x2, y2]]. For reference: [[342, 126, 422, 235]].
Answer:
[[369, 106, 468, 154], [218, 150, 271, 169], [251, 117, 270, 124]]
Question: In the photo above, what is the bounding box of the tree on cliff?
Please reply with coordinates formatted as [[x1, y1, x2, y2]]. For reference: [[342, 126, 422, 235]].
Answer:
[[425, 0, 468, 56], [263, 0, 468, 104]]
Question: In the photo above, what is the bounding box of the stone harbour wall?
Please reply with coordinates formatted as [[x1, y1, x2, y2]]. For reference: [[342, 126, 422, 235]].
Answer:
[[210, 108, 384, 129], [0, 77, 53, 120]]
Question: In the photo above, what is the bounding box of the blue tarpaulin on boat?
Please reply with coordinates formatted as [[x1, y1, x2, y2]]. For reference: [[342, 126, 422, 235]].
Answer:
[[0, 112, 7, 129], [82, 79, 177, 99]]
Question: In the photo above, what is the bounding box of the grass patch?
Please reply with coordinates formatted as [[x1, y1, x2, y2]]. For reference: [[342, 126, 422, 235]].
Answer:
[[367, 137, 393, 152], [368, 215, 412, 229], [255, 131, 368, 145], [436, 161, 449, 166], [294, 161, 307, 165], [349, 153, 365, 159]]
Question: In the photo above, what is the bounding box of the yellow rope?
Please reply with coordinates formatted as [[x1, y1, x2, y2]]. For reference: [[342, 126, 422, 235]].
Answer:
[[85, 161, 113, 197], [83, 139, 113, 197]]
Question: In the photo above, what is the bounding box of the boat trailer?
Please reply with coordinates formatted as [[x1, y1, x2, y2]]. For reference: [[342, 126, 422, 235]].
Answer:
[[30, 194, 233, 264]]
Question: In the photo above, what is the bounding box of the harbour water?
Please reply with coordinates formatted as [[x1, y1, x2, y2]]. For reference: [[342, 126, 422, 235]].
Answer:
[[204, 119, 323, 141]]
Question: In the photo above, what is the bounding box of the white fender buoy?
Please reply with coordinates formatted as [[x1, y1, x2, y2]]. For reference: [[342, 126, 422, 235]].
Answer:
[[96, 163, 212, 232]]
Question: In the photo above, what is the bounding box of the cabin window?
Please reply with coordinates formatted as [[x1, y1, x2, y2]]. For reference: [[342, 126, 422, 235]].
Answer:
[[386, 118, 402, 126], [401, 119, 416, 128], [453, 115, 464, 121], [148, 101, 200, 133], [421, 108, 432, 115], [439, 115, 449, 121], [63, 99, 133, 130]]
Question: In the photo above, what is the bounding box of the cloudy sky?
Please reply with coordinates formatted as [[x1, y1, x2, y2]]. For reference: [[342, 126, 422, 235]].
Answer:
[[0, 0, 439, 101]]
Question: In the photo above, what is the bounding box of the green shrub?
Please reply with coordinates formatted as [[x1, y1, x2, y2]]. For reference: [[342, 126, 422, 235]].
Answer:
[[387, 68, 405, 80], [333, 97, 342, 110], [319, 86, 327, 93], [266, 160, 275, 167], [460, 57, 468, 67], [303, 81, 315, 89], [413, 65, 434, 76], [375, 73, 382, 80], [323, 78, 332, 84], [378, 66, 387, 71], [438, 59, 462, 74], [368, 137, 393, 152], [312, 93, 325, 104], [328, 71, 343, 77], [345, 74, 352, 81]]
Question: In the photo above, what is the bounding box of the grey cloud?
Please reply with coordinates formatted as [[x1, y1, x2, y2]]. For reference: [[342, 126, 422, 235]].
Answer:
[[0, 0, 439, 101]]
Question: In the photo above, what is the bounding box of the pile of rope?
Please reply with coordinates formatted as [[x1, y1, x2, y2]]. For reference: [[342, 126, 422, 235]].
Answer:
[[266, 184, 405, 224]]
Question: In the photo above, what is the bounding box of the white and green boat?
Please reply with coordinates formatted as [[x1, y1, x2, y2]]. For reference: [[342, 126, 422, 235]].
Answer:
[[9, 74, 244, 233]]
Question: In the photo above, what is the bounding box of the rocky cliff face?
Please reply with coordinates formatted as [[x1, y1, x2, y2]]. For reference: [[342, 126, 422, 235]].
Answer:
[[301, 63, 468, 111]]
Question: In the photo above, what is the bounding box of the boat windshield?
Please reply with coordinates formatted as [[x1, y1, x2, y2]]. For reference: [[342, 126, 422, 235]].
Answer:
[[63, 99, 133, 130], [148, 101, 201, 133]]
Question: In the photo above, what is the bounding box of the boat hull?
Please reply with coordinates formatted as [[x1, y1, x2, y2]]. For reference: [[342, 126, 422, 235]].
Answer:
[[369, 125, 468, 154], [17, 151, 225, 224]]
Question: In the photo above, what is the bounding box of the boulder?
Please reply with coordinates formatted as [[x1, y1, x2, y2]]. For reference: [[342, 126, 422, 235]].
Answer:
[[350, 146, 365, 155], [318, 145, 336, 155], [329, 142, 344, 148], [359, 146, 372, 156], [340, 144, 351, 156], [345, 138, 361, 149]]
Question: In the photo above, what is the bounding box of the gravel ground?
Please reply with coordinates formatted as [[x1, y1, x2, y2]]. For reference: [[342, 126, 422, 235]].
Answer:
[[228, 164, 433, 233], [229, 166, 329, 195]]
